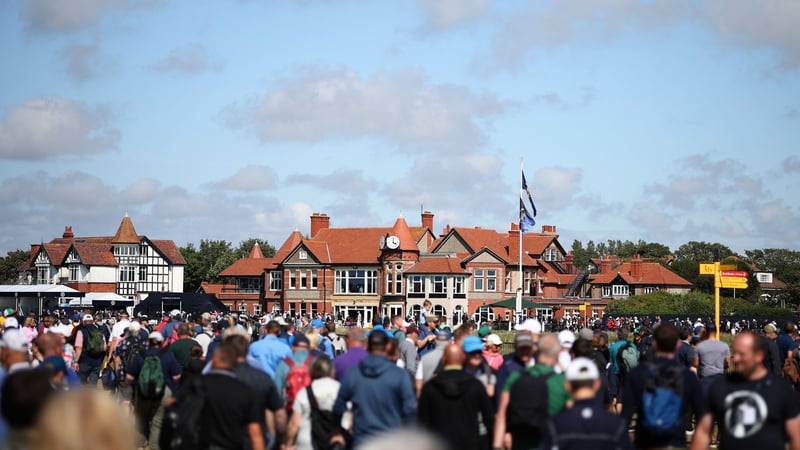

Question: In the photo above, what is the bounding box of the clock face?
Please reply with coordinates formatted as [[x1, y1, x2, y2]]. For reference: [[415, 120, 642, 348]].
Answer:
[[386, 235, 400, 249]]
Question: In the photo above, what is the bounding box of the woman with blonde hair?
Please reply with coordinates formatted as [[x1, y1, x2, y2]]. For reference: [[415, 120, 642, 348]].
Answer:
[[29, 389, 136, 450], [22, 316, 38, 344]]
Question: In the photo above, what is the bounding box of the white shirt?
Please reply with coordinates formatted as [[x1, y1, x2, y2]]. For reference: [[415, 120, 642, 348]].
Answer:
[[111, 319, 131, 340], [293, 378, 341, 450]]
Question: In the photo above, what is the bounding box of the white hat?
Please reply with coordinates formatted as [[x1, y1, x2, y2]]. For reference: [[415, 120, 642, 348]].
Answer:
[[558, 330, 575, 349], [486, 334, 503, 346], [3, 317, 19, 329], [275, 317, 288, 326], [565, 357, 599, 381], [401, 320, 411, 327], [170, 309, 181, 317], [82, 314, 94, 322], [514, 318, 542, 334], [148, 331, 164, 342], [0, 329, 28, 352]]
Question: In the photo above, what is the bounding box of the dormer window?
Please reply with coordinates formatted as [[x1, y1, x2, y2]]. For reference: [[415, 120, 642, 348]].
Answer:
[[298, 250, 308, 260]]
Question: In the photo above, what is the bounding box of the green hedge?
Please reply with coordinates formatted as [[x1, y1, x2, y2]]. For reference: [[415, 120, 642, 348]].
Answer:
[[605, 291, 794, 317]]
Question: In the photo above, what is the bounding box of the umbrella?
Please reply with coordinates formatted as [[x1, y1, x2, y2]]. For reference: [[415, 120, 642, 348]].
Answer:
[[489, 297, 548, 309]]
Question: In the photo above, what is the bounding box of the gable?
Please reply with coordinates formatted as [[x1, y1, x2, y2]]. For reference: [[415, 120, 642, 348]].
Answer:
[[433, 232, 471, 254], [284, 243, 324, 265], [464, 248, 505, 265]]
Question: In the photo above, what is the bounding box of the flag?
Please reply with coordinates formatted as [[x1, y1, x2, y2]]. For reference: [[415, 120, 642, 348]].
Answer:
[[521, 170, 537, 217], [519, 198, 536, 233]]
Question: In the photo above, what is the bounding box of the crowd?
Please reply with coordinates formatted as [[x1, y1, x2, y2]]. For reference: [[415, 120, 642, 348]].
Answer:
[[0, 305, 799, 450]]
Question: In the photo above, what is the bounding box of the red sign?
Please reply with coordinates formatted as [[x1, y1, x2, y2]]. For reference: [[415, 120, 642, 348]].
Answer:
[[721, 270, 748, 278]]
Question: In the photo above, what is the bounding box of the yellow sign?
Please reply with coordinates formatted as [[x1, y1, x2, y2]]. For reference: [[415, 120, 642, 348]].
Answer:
[[720, 277, 748, 289], [719, 264, 737, 271], [579, 305, 586, 311], [699, 263, 716, 275]]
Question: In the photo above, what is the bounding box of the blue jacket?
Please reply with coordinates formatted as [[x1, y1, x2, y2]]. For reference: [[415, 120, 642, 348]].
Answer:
[[333, 354, 417, 446]]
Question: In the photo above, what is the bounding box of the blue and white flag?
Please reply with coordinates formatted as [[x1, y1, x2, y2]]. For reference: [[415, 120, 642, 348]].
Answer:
[[521, 170, 537, 217], [519, 198, 536, 233]]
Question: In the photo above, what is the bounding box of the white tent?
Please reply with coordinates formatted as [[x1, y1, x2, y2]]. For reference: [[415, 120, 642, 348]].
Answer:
[[0, 284, 84, 315]]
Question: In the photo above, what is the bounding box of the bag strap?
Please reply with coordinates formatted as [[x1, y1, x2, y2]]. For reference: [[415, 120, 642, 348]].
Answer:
[[303, 353, 315, 367], [307, 382, 320, 412], [284, 356, 295, 369]]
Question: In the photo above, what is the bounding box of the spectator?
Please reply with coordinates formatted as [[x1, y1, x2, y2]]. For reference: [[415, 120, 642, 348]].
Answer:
[[415, 329, 452, 393], [495, 331, 537, 408], [274, 334, 315, 400], [463, 335, 497, 398], [286, 357, 341, 450], [333, 327, 368, 382], [73, 314, 108, 386], [483, 334, 504, 372], [398, 325, 420, 377]]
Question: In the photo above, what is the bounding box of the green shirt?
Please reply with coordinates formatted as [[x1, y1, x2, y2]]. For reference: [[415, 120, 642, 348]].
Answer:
[[504, 364, 569, 417], [168, 338, 195, 369]]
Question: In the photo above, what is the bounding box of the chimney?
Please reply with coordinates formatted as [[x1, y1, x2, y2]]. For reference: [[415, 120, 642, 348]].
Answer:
[[63, 226, 74, 239], [310, 213, 330, 238], [600, 256, 612, 274], [541, 225, 557, 234], [631, 254, 643, 279], [564, 251, 574, 274], [509, 223, 520, 263], [421, 211, 434, 230], [443, 224, 451, 236]]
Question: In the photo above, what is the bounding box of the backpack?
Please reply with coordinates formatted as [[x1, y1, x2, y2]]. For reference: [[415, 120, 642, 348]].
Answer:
[[781, 349, 800, 386], [617, 341, 639, 376], [327, 335, 345, 357], [84, 326, 106, 358], [506, 369, 554, 437], [122, 337, 146, 374], [160, 377, 207, 450], [284, 354, 315, 413], [307, 383, 337, 450], [640, 363, 684, 435], [638, 335, 655, 363], [138, 351, 166, 398]]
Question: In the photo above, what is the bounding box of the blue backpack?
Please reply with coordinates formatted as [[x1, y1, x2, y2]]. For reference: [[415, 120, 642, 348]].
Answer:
[[641, 363, 684, 434]]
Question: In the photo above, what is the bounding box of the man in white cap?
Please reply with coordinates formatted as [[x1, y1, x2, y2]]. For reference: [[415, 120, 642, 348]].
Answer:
[[111, 310, 131, 342], [514, 318, 542, 334], [160, 309, 181, 342], [0, 329, 31, 374], [541, 357, 632, 450], [555, 330, 575, 373], [73, 313, 108, 386]]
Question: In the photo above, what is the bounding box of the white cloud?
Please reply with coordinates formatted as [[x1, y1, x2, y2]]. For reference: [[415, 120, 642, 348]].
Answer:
[[0, 97, 120, 160], [149, 43, 221, 74], [530, 166, 582, 211], [212, 165, 279, 192], [21, 0, 163, 32], [119, 178, 160, 204], [222, 67, 509, 153], [783, 156, 800, 172], [286, 169, 375, 193], [530, 87, 596, 110], [414, 0, 494, 31], [60, 40, 117, 81]]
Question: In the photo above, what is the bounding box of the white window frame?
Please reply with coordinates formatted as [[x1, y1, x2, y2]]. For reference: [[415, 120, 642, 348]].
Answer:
[[757, 273, 771, 283], [612, 284, 629, 296], [334, 270, 378, 294], [602, 286, 612, 297], [454, 276, 464, 294], [289, 270, 297, 289], [487, 269, 497, 292], [299, 270, 307, 289], [409, 275, 425, 293], [432, 275, 446, 294], [298, 250, 308, 260], [270, 271, 283, 291], [310, 270, 318, 289], [474, 269, 484, 291], [69, 264, 80, 282]]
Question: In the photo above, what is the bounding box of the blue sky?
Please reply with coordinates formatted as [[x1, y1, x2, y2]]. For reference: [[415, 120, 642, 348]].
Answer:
[[0, 0, 798, 256]]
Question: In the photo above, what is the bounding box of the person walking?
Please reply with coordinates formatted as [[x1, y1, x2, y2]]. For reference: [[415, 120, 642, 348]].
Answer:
[[690, 331, 800, 450], [542, 357, 632, 450], [249, 320, 292, 379]]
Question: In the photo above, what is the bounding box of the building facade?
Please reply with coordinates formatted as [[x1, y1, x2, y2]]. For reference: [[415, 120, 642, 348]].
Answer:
[[18, 214, 185, 300]]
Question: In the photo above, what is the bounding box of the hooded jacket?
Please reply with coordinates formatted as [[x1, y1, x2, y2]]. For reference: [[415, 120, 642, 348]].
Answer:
[[419, 368, 495, 450], [333, 354, 416, 446]]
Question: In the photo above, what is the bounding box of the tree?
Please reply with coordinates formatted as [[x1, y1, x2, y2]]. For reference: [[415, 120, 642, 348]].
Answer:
[[180, 238, 278, 292], [231, 238, 276, 260], [0, 250, 29, 284], [744, 248, 800, 307], [674, 241, 735, 262]]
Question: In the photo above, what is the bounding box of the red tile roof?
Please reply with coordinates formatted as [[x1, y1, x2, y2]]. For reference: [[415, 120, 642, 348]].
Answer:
[[199, 281, 238, 296], [249, 243, 264, 259], [219, 257, 272, 277], [149, 240, 187, 265], [405, 255, 468, 274], [391, 216, 418, 252], [310, 227, 394, 264], [590, 261, 692, 286], [112, 214, 139, 244], [73, 242, 117, 266]]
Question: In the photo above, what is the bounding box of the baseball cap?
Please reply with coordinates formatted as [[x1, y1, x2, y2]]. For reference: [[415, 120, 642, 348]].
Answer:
[[170, 309, 181, 317], [0, 329, 28, 352], [275, 317, 288, 326], [514, 319, 542, 334], [515, 332, 534, 348], [311, 319, 324, 328], [463, 336, 484, 353], [3, 317, 19, 329], [478, 326, 492, 338], [39, 355, 67, 374], [293, 334, 310, 347], [565, 357, 600, 381], [401, 320, 411, 327], [82, 314, 94, 322], [148, 331, 164, 342], [486, 334, 503, 346], [369, 325, 394, 338], [577, 327, 594, 341], [558, 330, 575, 349], [763, 324, 776, 334], [436, 329, 452, 341]]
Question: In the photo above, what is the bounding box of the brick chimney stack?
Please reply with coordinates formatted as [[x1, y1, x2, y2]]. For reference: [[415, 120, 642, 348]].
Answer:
[[421, 211, 434, 230], [565, 251, 574, 274], [509, 223, 520, 263], [310, 213, 330, 238], [63, 226, 74, 239], [541, 225, 557, 234], [631, 254, 643, 279], [600, 256, 612, 274]]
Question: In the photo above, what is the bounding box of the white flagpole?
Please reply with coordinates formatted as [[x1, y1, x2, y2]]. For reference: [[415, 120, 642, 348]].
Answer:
[[516, 158, 523, 319]]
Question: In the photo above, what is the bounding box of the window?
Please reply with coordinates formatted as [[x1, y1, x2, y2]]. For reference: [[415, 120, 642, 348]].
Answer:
[[386, 271, 394, 294], [289, 302, 296, 316], [644, 286, 659, 294], [757, 273, 772, 284], [432, 304, 446, 320], [410, 305, 421, 319], [69, 265, 80, 282], [409, 275, 425, 293], [453, 277, 465, 295], [612, 285, 629, 296], [299, 270, 307, 289], [239, 278, 260, 293], [119, 265, 135, 282], [334, 270, 377, 294], [239, 303, 248, 313], [270, 271, 282, 291], [298, 250, 308, 260], [474, 269, 484, 291], [473, 306, 495, 322], [395, 264, 403, 293], [487, 270, 497, 292], [310, 270, 318, 289], [138, 266, 147, 281], [505, 272, 512, 292], [602, 286, 612, 297], [310, 302, 318, 316], [289, 271, 297, 289], [544, 248, 559, 261], [37, 267, 49, 284], [432, 276, 446, 294], [253, 304, 262, 315]]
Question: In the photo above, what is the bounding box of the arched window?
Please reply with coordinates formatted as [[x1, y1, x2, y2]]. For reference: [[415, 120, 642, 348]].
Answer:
[[432, 304, 446, 321], [410, 305, 421, 323], [472, 306, 495, 323]]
